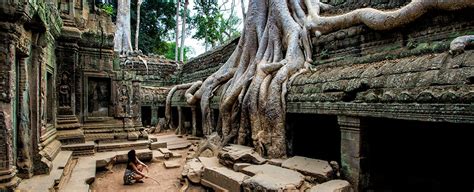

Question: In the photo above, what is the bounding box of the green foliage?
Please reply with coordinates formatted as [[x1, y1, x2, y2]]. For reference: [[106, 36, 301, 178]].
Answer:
[[191, 0, 241, 48], [162, 41, 193, 61], [130, 0, 178, 55], [98, 3, 115, 16]]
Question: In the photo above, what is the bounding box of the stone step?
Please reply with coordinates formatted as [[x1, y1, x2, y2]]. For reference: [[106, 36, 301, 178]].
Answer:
[[96, 140, 150, 152], [96, 149, 153, 169], [56, 123, 81, 130], [17, 151, 74, 192], [57, 119, 79, 124], [60, 156, 96, 192], [62, 141, 96, 156], [57, 115, 79, 121]]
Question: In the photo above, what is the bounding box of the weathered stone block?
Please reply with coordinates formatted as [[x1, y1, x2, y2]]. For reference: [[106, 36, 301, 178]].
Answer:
[[164, 161, 180, 169], [281, 156, 333, 182], [307, 180, 353, 192], [202, 167, 249, 192], [150, 141, 167, 150], [241, 164, 305, 191]]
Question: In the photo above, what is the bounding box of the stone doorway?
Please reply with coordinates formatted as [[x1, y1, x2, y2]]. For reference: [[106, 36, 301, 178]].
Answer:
[[86, 77, 111, 117], [364, 118, 474, 191], [286, 113, 341, 163], [141, 106, 151, 127]]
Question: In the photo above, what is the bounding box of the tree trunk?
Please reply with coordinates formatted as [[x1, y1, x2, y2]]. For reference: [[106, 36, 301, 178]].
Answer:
[[175, 0, 181, 61], [134, 0, 142, 52], [240, 0, 245, 20], [178, 0, 474, 158], [114, 0, 133, 54], [180, 0, 188, 62]]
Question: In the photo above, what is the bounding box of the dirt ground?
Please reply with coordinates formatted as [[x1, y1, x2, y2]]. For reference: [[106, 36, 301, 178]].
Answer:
[[91, 144, 206, 192]]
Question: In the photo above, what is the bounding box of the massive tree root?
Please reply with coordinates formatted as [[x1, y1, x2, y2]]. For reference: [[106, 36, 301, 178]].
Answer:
[[167, 0, 473, 158]]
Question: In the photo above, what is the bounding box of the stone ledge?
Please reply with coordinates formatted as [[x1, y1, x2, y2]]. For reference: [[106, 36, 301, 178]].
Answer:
[[287, 102, 474, 124]]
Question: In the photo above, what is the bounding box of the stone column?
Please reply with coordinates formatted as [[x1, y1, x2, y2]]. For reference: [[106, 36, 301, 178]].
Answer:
[[0, 42, 20, 190], [191, 107, 197, 136], [151, 106, 158, 126], [177, 106, 184, 135], [338, 116, 367, 192]]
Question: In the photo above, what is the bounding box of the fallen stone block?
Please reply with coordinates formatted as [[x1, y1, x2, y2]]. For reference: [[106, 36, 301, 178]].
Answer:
[[182, 158, 204, 183], [159, 148, 172, 154], [128, 132, 139, 141], [150, 141, 167, 150], [164, 161, 181, 169], [171, 151, 182, 158], [202, 167, 249, 192], [307, 180, 353, 192], [282, 156, 333, 182], [198, 157, 222, 169], [218, 145, 266, 167], [241, 164, 305, 191]]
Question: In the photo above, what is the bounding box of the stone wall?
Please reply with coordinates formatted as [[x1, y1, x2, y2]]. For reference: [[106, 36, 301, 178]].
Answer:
[[0, 1, 63, 190], [180, 37, 239, 83]]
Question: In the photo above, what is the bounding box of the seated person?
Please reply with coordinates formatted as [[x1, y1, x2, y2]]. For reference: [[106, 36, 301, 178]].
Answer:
[[123, 149, 149, 185]]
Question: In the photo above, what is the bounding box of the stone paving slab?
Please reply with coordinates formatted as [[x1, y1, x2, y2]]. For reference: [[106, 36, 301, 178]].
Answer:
[[155, 134, 192, 150], [17, 151, 73, 192], [164, 161, 181, 169], [60, 156, 96, 192], [281, 156, 333, 182], [307, 180, 353, 192]]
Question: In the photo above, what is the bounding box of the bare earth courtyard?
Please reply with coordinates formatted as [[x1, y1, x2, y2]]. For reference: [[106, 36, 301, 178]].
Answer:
[[91, 133, 205, 192], [92, 149, 188, 192]]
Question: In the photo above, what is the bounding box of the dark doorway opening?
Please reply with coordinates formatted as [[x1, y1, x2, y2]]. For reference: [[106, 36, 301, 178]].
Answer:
[[286, 113, 340, 163], [364, 118, 474, 192], [141, 106, 151, 127], [182, 107, 192, 134], [195, 107, 203, 136], [171, 107, 179, 129], [157, 107, 165, 118]]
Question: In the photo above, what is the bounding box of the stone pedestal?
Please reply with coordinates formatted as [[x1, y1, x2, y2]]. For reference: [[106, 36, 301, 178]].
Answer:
[[338, 116, 367, 192]]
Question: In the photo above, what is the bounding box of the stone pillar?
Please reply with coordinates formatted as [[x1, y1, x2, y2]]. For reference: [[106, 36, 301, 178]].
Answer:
[[177, 106, 184, 135], [191, 107, 197, 136], [0, 42, 20, 190], [151, 106, 158, 126], [338, 116, 367, 192]]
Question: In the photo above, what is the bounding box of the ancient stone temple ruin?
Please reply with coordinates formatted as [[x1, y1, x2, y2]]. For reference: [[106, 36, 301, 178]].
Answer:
[[1, 0, 473, 191]]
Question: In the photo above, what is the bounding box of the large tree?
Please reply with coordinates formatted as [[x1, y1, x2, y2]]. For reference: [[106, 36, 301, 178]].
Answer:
[[114, 0, 133, 53], [131, 0, 176, 56], [169, 0, 474, 158], [192, 0, 241, 50]]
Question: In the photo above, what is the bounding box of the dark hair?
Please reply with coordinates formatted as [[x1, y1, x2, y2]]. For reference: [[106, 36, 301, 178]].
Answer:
[[127, 149, 136, 163]]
